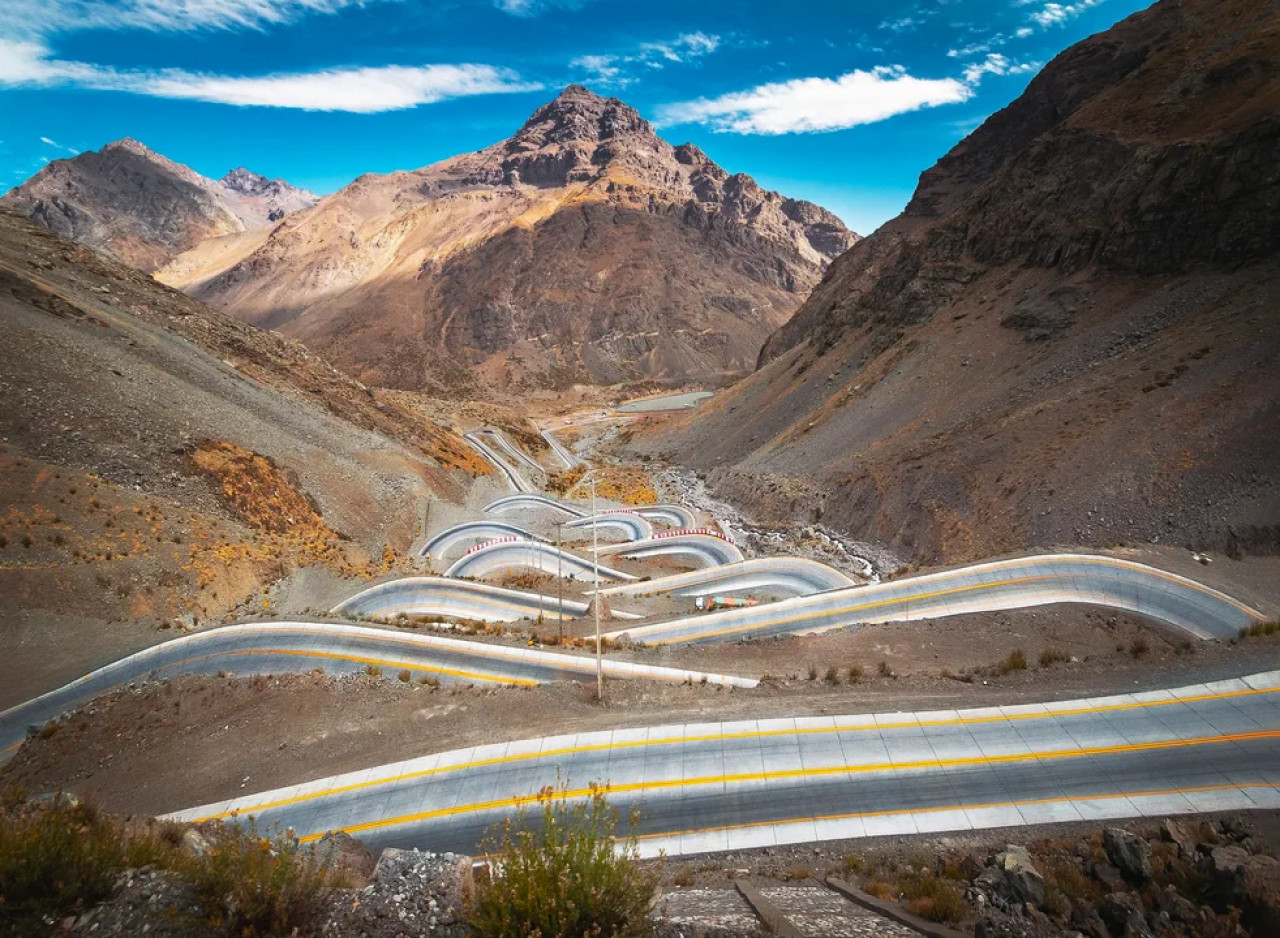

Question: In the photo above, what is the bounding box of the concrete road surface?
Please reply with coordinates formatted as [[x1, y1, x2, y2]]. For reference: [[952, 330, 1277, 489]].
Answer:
[[605, 554, 1265, 645], [164, 671, 1280, 859], [0, 622, 756, 761], [597, 534, 746, 568], [446, 540, 639, 582], [420, 521, 533, 560], [566, 512, 654, 542], [333, 576, 589, 622], [598, 557, 855, 599]]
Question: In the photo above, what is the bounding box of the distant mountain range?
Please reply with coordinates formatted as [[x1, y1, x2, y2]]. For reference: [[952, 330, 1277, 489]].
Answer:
[[1, 140, 317, 272], [634, 0, 1280, 565], [4, 87, 857, 390]]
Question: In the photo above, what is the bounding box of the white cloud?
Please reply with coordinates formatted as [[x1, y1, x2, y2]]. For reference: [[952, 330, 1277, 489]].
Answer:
[[1027, 0, 1104, 29], [39, 135, 80, 153], [570, 31, 721, 88], [1016, 27, 1035, 38], [656, 66, 972, 135], [493, 0, 585, 17], [3, 0, 396, 41], [961, 53, 1041, 85], [0, 40, 542, 112], [879, 17, 920, 33]]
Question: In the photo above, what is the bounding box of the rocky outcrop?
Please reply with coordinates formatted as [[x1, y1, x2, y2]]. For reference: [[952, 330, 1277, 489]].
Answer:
[[155, 85, 857, 389], [0, 140, 317, 271], [631, 0, 1280, 567]]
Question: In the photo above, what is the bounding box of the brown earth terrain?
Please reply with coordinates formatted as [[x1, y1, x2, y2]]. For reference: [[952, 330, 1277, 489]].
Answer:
[[6, 599, 1279, 820], [0, 140, 316, 271], [0, 211, 501, 702], [625, 0, 1280, 568], [151, 85, 856, 390]]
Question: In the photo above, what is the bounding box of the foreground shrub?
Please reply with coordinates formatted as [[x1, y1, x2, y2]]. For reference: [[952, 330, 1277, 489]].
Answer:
[[179, 821, 339, 936], [0, 797, 170, 931], [0, 798, 336, 937], [467, 784, 660, 937]]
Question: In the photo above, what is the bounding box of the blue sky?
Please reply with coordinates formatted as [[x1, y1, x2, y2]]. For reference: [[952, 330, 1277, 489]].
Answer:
[[1, 0, 1151, 234]]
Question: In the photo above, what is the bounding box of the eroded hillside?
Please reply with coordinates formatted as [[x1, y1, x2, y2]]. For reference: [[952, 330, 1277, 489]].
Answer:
[[627, 0, 1280, 566]]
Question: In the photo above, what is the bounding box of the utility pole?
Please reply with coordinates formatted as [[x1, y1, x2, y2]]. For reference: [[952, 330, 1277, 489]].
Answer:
[[590, 472, 601, 700], [553, 519, 565, 645]]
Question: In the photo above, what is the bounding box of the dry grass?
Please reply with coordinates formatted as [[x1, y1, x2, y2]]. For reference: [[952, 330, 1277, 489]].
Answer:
[[545, 465, 659, 506]]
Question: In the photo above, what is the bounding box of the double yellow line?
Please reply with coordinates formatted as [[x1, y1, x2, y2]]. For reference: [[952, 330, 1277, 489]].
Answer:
[[636, 554, 1264, 645], [195, 682, 1277, 824], [299, 729, 1280, 843]]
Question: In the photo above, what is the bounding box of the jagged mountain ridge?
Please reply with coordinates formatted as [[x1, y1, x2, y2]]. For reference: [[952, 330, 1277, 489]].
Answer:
[[155, 85, 857, 389], [0, 140, 318, 272], [631, 0, 1279, 566]]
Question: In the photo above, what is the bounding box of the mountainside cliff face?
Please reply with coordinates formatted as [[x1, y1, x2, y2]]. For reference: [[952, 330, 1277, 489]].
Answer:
[[632, 0, 1280, 566], [155, 86, 857, 390], [0, 141, 317, 272]]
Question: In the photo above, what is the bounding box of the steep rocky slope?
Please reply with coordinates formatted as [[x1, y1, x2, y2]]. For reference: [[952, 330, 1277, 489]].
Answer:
[[0, 210, 486, 704], [156, 86, 857, 389], [630, 0, 1279, 566], [0, 140, 317, 271]]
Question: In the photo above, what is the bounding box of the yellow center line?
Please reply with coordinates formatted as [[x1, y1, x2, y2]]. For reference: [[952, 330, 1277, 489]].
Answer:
[[195, 683, 1279, 822], [642, 554, 1264, 645], [630, 781, 1280, 843], [298, 729, 1280, 842]]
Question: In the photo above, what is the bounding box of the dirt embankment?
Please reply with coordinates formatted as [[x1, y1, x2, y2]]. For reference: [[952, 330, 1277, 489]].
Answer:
[[0, 212, 489, 704]]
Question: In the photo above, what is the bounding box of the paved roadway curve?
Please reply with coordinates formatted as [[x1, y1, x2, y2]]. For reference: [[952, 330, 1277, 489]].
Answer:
[[0, 622, 757, 762], [464, 433, 532, 493], [540, 428, 581, 469], [445, 540, 639, 583], [480, 429, 545, 478], [164, 671, 1280, 859], [332, 577, 594, 623], [485, 494, 585, 518], [636, 505, 696, 528], [597, 534, 746, 568], [598, 557, 856, 599], [420, 522, 533, 560], [603, 554, 1265, 645], [565, 512, 654, 542]]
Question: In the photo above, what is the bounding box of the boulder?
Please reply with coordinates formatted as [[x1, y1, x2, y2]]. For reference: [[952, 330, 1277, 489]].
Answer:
[[975, 845, 1046, 909], [314, 830, 375, 886], [1208, 845, 1280, 933], [1159, 818, 1198, 859], [1104, 828, 1152, 884], [1100, 892, 1153, 938]]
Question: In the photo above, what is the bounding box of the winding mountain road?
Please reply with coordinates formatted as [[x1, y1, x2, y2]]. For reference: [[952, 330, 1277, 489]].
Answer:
[[565, 511, 654, 541], [540, 428, 580, 469], [597, 557, 856, 599], [332, 576, 592, 623], [444, 539, 639, 583], [0, 622, 756, 762], [604, 554, 1265, 645], [162, 671, 1280, 859], [597, 534, 746, 568], [485, 493, 585, 518], [464, 433, 532, 493], [420, 521, 533, 560]]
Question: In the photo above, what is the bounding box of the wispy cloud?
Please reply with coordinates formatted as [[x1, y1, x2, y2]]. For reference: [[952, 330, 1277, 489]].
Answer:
[[961, 53, 1041, 85], [39, 135, 79, 153], [570, 31, 721, 88], [1026, 0, 1105, 30], [3, 0, 397, 41], [656, 66, 972, 135], [0, 40, 542, 113], [494, 0, 586, 17]]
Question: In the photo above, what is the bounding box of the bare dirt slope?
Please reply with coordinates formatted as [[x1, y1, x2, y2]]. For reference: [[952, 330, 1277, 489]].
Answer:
[[628, 0, 1280, 566], [155, 86, 857, 391], [1, 140, 316, 272], [0, 211, 487, 704]]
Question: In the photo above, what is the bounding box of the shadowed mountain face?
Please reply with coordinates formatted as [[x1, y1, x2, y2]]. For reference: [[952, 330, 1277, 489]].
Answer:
[[0, 140, 317, 272], [154, 86, 857, 390], [632, 0, 1280, 566]]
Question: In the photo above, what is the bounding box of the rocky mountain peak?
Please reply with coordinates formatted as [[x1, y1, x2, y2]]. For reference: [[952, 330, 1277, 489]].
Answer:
[[509, 84, 653, 151], [221, 167, 273, 195], [102, 137, 157, 157]]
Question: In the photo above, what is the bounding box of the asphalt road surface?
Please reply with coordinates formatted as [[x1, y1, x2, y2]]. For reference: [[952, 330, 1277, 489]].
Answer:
[[604, 553, 1265, 645], [164, 671, 1280, 859]]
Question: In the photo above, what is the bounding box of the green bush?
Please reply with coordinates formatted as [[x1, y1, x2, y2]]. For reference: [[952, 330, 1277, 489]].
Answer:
[[0, 797, 170, 931], [467, 784, 660, 937], [179, 822, 339, 936]]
